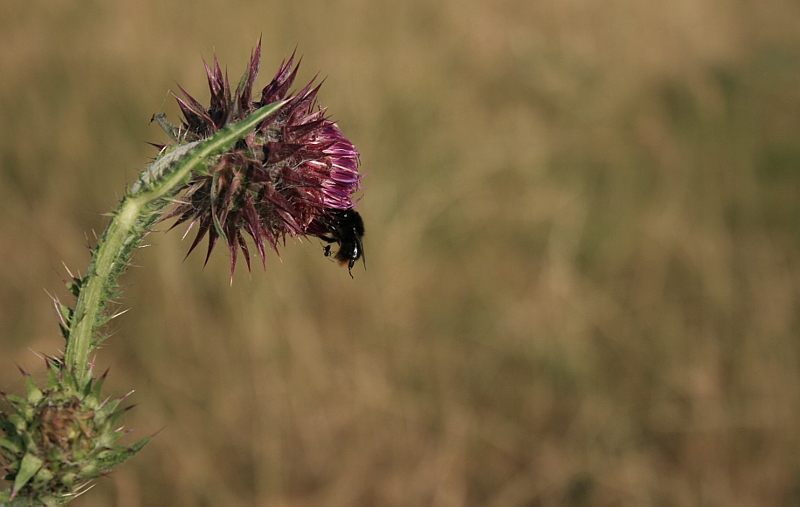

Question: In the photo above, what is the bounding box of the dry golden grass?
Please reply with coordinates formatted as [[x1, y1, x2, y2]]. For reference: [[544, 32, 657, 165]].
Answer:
[[2, 0, 800, 505]]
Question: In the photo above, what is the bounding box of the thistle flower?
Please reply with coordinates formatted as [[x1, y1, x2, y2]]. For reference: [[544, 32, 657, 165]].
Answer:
[[159, 41, 363, 277]]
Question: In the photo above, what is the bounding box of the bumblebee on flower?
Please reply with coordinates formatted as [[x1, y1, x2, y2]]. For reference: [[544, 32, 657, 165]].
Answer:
[[158, 41, 365, 278]]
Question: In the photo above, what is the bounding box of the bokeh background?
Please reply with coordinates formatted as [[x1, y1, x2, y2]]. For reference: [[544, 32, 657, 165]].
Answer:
[[1, 0, 800, 505]]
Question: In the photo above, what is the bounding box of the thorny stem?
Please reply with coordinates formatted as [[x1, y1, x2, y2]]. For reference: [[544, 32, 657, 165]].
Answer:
[[63, 102, 284, 383]]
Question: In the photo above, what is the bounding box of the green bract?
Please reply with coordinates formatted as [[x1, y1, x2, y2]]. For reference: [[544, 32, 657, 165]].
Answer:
[[0, 361, 146, 506]]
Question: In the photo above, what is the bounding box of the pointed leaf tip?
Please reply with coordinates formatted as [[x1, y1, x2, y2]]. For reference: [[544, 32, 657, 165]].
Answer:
[[10, 453, 43, 500]]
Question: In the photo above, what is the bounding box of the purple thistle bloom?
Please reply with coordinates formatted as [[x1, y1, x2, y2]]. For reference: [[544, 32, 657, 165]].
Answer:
[[162, 41, 363, 277]]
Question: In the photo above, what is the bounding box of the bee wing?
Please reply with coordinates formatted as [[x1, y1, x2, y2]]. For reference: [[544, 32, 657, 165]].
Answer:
[[356, 235, 366, 269]]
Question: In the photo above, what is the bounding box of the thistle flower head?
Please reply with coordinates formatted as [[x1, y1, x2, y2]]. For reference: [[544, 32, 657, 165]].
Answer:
[[160, 41, 363, 277]]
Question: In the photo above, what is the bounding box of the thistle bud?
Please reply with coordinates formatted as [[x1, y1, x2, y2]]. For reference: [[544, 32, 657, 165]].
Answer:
[[0, 360, 147, 505]]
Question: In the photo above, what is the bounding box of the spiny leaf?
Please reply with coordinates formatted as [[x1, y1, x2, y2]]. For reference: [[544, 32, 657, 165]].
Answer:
[[91, 369, 109, 400], [95, 398, 121, 422], [45, 366, 59, 391], [3, 394, 27, 408], [10, 453, 43, 499], [0, 437, 21, 454], [0, 417, 19, 437], [7, 414, 26, 433], [81, 376, 94, 398], [97, 438, 149, 469], [32, 465, 54, 488], [24, 377, 42, 405]]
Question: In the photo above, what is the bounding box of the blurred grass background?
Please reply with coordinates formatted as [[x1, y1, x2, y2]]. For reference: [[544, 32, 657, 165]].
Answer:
[[1, 0, 800, 505]]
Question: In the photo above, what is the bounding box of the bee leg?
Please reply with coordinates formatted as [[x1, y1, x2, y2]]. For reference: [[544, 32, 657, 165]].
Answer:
[[321, 235, 338, 258]]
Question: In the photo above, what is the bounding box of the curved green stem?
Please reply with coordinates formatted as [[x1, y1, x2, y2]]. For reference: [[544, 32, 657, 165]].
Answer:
[[64, 101, 284, 383]]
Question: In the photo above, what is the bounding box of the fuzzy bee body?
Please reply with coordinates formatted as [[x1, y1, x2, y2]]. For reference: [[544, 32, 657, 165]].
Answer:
[[320, 208, 365, 277]]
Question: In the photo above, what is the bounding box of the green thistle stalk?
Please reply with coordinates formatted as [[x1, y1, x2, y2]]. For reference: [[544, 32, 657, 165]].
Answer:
[[64, 101, 283, 383]]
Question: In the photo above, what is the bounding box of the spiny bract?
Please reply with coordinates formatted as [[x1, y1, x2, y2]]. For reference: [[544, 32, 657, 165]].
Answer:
[[0, 360, 147, 506]]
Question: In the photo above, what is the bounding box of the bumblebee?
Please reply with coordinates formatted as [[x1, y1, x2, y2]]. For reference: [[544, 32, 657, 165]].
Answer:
[[320, 208, 365, 277]]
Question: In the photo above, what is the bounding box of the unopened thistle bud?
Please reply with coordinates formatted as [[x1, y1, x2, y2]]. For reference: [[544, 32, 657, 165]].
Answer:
[[0, 361, 147, 506]]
